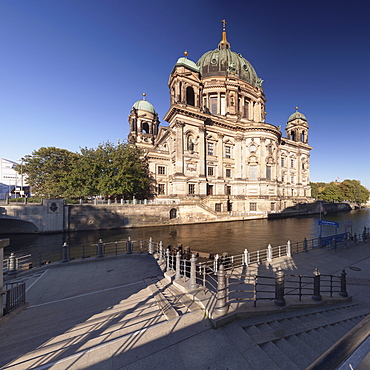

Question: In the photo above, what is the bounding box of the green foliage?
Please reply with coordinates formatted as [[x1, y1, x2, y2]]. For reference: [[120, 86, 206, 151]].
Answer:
[[18, 142, 151, 199], [15, 147, 79, 198], [311, 180, 369, 205]]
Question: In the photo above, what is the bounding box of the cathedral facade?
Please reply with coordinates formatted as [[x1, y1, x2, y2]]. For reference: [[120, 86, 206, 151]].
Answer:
[[128, 24, 312, 214]]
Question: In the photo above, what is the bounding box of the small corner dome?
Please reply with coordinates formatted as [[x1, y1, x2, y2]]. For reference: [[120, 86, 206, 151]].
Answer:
[[288, 110, 307, 122], [132, 99, 156, 114], [175, 57, 199, 73]]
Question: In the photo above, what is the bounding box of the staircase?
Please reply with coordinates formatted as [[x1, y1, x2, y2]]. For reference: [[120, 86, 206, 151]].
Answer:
[[145, 276, 201, 319], [235, 301, 370, 369]]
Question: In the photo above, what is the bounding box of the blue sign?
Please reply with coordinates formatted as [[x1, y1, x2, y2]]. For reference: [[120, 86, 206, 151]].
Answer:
[[319, 220, 339, 228]]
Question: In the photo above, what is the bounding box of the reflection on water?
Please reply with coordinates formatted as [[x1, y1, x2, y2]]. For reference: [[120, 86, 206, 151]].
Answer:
[[3, 208, 370, 257]]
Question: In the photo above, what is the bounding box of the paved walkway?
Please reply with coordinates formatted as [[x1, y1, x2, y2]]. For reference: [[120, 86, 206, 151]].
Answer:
[[1, 242, 370, 369]]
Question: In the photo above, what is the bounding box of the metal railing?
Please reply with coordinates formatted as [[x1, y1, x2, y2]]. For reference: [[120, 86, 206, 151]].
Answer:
[[2, 281, 26, 315], [3, 237, 164, 274]]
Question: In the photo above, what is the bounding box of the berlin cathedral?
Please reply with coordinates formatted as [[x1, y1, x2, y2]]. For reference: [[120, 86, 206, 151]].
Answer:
[[128, 22, 312, 215]]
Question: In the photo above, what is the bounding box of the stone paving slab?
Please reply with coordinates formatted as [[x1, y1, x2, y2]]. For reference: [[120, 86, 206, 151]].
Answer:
[[2, 242, 370, 369]]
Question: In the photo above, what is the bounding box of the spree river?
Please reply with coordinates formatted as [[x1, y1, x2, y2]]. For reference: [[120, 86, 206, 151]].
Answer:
[[3, 208, 370, 257]]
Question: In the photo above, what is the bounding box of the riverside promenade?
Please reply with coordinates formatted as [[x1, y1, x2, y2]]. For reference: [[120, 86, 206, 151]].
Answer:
[[1, 241, 370, 369]]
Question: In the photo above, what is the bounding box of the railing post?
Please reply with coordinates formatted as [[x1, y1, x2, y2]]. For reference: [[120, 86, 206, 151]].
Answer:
[[243, 248, 249, 266], [274, 267, 286, 306], [148, 237, 153, 255], [175, 251, 181, 280], [267, 244, 272, 262], [214, 254, 219, 273], [97, 239, 104, 258], [8, 253, 17, 275], [287, 240, 291, 257], [215, 264, 228, 314], [312, 268, 322, 301], [340, 269, 348, 297], [126, 237, 132, 254], [61, 243, 69, 263], [159, 241, 164, 260], [189, 253, 198, 290], [318, 236, 322, 248], [303, 238, 308, 252], [166, 248, 170, 271]]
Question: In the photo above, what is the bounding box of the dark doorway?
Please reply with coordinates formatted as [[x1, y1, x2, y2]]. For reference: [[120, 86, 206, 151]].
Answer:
[[170, 208, 177, 219]]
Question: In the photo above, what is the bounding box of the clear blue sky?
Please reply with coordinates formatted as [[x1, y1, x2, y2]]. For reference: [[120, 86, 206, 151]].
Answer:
[[1, 0, 370, 189]]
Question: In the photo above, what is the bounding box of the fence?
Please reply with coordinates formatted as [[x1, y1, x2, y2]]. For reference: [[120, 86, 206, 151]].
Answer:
[[2, 282, 26, 315], [3, 237, 165, 274]]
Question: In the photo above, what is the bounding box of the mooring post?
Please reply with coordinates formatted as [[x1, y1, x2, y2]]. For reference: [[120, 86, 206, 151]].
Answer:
[[312, 268, 322, 301], [214, 254, 219, 273], [175, 251, 181, 279], [303, 238, 308, 252], [61, 242, 69, 263], [8, 253, 17, 275], [340, 269, 348, 297], [148, 237, 153, 255], [274, 267, 286, 306], [126, 237, 132, 254], [189, 253, 198, 290], [215, 264, 228, 314], [97, 239, 104, 258]]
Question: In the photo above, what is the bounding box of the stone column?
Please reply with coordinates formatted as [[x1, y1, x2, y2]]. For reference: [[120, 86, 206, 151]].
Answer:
[[174, 121, 185, 175], [0, 239, 10, 317], [235, 136, 243, 179], [198, 126, 206, 178], [217, 133, 224, 178]]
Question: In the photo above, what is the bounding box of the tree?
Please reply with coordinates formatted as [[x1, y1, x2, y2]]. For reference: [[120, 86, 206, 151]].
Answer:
[[65, 142, 151, 199], [16, 147, 79, 198], [339, 179, 369, 205]]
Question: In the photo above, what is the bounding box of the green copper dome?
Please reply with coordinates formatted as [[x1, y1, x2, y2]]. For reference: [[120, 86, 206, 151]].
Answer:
[[197, 48, 262, 87], [288, 110, 307, 122], [175, 57, 199, 73], [132, 99, 156, 114]]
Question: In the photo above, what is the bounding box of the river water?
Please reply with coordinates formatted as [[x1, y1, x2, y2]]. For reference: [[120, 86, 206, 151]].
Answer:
[[3, 208, 370, 257]]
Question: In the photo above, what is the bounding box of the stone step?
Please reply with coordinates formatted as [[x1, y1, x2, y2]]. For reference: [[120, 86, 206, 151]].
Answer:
[[260, 341, 301, 370], [274, 338, 312, 369], [286, 334, 322, 363]]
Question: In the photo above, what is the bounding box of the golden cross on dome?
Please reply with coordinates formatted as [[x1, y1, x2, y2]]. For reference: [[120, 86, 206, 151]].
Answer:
[[222, 19, 227, 29]]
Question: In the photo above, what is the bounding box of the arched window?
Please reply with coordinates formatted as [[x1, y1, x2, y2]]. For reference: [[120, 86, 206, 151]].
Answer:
[[170, 208, 177, 219], [186, 86, 195, 106], [142, 122, 149, 134]]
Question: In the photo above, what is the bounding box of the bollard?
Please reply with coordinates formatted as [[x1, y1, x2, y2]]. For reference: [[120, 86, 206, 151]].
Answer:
[[303, 238, 308, 252], [148, 237, 153, 255], [243, 248, 249, 266], [215, 264, 228, 314], [189, 253, 198, 290], [8, 253, 17, 275], [274, 267, 286, 306], [267, 244, 272, 262], [175, 251, 181, 280], [287, 240, 291, 257], [97, 239, 104, 258], [340, 269, 348, 297], [61, 242, 69, 263], [126, 237, 132, 254], [312, 268, 322, 301]]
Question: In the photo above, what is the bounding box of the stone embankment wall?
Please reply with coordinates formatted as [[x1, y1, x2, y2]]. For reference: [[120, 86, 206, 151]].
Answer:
[[68, 203, 218, 231]]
